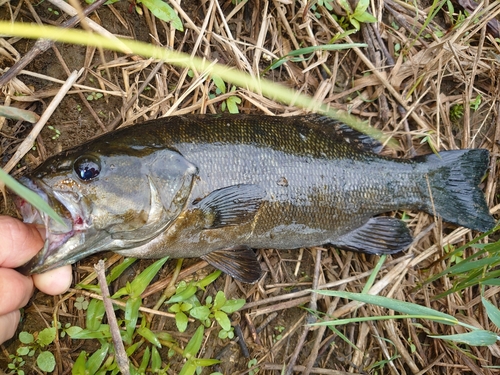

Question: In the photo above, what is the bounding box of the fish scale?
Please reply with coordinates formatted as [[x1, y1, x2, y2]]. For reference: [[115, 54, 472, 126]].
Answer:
[[16, 114, 496, 283]]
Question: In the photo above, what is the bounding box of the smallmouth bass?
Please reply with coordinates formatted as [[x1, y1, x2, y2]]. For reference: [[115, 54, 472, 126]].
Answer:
[[16, 115, 496, 282]]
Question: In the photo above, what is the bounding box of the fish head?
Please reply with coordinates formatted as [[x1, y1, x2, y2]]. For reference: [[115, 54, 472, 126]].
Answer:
[[16, 139, 198, 274]]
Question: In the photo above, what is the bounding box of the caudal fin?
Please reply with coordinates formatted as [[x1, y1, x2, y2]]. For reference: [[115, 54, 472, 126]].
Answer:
[[417, 149, 496, 232]]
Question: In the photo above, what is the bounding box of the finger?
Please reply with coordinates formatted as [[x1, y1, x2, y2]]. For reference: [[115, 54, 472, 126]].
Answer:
[[0, 268, 34, 316], [0, 310, 21, 345], [33, 265, 72, 295], [0, 216, 44, 267]]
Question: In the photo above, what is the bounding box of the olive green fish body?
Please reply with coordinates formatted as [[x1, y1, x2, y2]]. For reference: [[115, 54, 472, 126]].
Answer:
[[16, 115, 496, 282]]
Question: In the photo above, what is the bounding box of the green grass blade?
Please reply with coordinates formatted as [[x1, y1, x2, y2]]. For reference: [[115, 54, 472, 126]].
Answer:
[[0, 167, 65, 226], [314, 290, 459, 325], [482, 297, 500, 330], [430, 330, 499, 346]]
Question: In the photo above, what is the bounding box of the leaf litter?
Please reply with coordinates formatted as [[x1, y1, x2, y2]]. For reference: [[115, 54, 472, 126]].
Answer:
[[0, 0, 500, 373]]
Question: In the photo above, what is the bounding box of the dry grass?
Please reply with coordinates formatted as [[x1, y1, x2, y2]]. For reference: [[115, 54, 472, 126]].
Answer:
[[1, 0, 500, 373]]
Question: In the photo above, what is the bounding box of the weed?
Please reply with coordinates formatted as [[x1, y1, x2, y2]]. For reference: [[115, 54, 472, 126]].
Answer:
[[248, 358, 259, 375], [332, 0, 377, 30], [47, 7, 59, 16], [47, 125, 60, 140], [7, 327, 58, 373], [209, 76, 241, 114], [86, 92, 103, 101], [12, 259, 247, 374]]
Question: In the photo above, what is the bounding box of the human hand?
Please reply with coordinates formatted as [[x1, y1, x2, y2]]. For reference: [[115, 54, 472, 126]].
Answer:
[[0, 215, 72, 344]]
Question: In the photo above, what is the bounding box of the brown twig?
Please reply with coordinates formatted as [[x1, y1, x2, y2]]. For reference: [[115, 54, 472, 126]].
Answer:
[[95, 260, 130, 375]]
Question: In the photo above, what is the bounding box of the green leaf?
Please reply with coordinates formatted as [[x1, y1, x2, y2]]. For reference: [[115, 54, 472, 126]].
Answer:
[[65, 327, 83, 338], [354, 12, 377, 23], [72, 351, 87, 375], [37, 327, 56, 347], [129, 257, 169, 298], [138, 0, 183, 31], [353, 0, 370, 15], [0, 105, 39, 123], [86, 343, 109, 375], [175, 311, 189, 332], [190, 306, 211, 321], [19, 332, 34, 344], [430, 330, 499, 346], [86, 299, 106, 331], [337, 0, 353, 13], [192, 358, 220, 367], [151, 346, 162, 371], [183, 325, 204, 358], [0, 168, 67, 227], [69, 325, 112, 339], [178, 359, 197, 375], [211, 75, 226, 94], [107, 258, 137, 283], [124, 296, 142, 344], [137, 326, 162, 348], [482, 297, 500, 329], [214, 311, 231, 331], [350, 18, 360, 30], [213, 291, 227, 310], [167, 284, 198, 303], [37, 351, 56, 372], [17, 346, 30, 356], [313, 291, 458, 325], [197, 270, 222, 289], [139, 346, 151, 373], [226, 96, 241, 113], [220, 299, 245, 314]]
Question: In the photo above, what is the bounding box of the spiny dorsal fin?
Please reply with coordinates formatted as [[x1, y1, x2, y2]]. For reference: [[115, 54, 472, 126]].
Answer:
[[302, 115, 383, 154], [196, 184, 266, 229], [330, 216, 413, 254], [201, 246, 263, 283]]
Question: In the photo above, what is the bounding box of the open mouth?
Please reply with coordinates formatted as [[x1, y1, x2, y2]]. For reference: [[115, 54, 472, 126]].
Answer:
[[15, 177, 86, 274]]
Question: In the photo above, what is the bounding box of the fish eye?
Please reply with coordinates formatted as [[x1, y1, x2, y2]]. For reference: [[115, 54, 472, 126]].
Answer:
[[74, 155, 101, 181]]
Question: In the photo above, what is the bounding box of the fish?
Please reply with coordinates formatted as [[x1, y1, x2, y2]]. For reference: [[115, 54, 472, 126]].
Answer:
[[15, 114, 496, 283]]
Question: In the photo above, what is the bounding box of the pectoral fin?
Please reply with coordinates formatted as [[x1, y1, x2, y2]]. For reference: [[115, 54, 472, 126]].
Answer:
[[201, 246, 263, 283], [196, 184, 266, 229], [330, 217, 413, 255]]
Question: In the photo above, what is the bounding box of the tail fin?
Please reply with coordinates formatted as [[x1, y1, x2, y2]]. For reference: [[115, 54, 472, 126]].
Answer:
[[416, 149, 495, 232]]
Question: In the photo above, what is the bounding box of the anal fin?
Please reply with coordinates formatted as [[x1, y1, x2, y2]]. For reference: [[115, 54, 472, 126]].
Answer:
[[330, 217, 413, 255], [201, 246, 262, 283]]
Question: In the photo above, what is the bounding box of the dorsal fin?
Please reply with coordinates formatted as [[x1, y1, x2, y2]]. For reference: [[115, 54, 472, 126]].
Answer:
[[302, 115, 383, 154]]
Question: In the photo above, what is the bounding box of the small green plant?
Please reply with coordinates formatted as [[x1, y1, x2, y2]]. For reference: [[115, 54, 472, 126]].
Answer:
[[40, 258, 245, 375], [248, 358, 259, 375], [209, 75, 242, 113], [47, 7, 59, 16], [167, 271, 246, 339], [8, 328, 57, 373], [273, 325, 285, 342], [74, 296, 89, 311], [333, 0, 377, 30], [47, 125, 61, 140], [86, 92, 103, 101], [450, 103, 464, 122]]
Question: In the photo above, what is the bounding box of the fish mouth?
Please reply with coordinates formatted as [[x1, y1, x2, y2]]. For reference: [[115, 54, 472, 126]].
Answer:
[[15, 177, 89, 275]]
